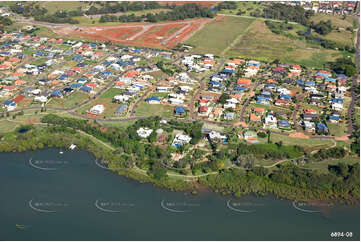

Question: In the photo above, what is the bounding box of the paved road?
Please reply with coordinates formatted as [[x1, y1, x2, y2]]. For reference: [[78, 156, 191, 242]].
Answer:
[[347, 19, 360, 135], [239, 81, 260, 121], [292, 93, 304, 132], [188, 57, 225, 120]]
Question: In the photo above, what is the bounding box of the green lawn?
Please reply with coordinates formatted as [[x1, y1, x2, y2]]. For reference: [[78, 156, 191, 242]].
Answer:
[[185, 16, 255, 55], [135, 103, 172, 117]]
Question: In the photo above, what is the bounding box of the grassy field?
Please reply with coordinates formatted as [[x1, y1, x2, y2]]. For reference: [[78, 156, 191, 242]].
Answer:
[[297, 156, 359, 173], [270, 133, 335, 148], [134, 103, 173, 118], [225, 19, 352, 68], [310, 14, 357, 47], [47, 92, 89, 109], [99, 88, 122, 99], [39, 1, 89, 14], [101, 120, 136, 129], [148, 70, 169, 81], [327, 122, 347, 137], [0, 120, 21, 133], [310, 14, 356, 29], [185, 16, 255, 55], [218, 2, 265, 16]]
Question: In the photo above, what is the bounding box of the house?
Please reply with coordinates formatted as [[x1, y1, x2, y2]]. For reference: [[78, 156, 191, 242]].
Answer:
[[34, 96, 47, 103], [304, 121, 315, 133], [256, 95, 270, 105], [145, 96, 161, 104], [80, 85, 92, 93], [332, 102, 343, 111], [89, 104, 104, 115], [303, 113, 319, 120], [328, 115, 340, 123], [198, 106, 209, 115], [275, 99, 290, 106], [253, 107, 265, 114], [13, 95, 25, 104], [174, 106, 186, 116], [317, 123, 328, 133], [172, 133, 191, 147], [113, 95, 129, 103], [51, 90, 63, 98], [278, 120, 291, 128], [224, 112, 234, 120], [2, 100, 16, 111], [304, 109, 317, 114], [114, 104, 127, 115], [168, 98, 184, 105], [264, 114, 277, 129], [156, 86, 172, 93], [208, 131, 227, 142], [243, 130, 257, 140], [250, 113, 261, 122]]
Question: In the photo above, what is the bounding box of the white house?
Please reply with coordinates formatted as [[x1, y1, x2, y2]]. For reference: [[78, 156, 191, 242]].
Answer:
[[264, 115, 278, 129], [168, 98, 184, 105], [89, 104, 104, 115], [172, 133, 191, 146], [113, 95, 129, 103], [137, 127, 153, 138], [209, 131, 227, 141], [34, 96, 47, 103]]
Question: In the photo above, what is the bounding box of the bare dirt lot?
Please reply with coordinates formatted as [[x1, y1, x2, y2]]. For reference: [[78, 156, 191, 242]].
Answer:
[[51, 18, 213, 49]]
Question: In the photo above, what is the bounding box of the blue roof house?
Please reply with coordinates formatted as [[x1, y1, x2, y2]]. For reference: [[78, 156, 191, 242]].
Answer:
[[51, 90, 63, 97], [317, 123, 328, 132], [278, 120, 291, 128], [145, 96, 161, 104], [80, 86, 92, 92], [174, 106, 185, 115]]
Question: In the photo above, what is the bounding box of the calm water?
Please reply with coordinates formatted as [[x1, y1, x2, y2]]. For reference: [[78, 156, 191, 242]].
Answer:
[[0, 149, 359, 241]]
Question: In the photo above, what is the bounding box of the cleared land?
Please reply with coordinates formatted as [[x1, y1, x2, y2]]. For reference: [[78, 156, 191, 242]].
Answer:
[[185, 16, 255, 55], [52, 18, 211, 49]]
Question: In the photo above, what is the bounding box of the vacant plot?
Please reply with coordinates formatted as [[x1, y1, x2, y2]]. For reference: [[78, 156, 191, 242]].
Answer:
[[270, 133, 334, 148], [310, 14, 355, 29], [39, 1, 88, 14], [99, 88, 122, 99], [327, 122, 347, 137], [299, 156, 359, 173], [0, 120, 20, 133], [185, 16, 255, 55], [135, 103, 172, 117], [218, 2, 265, 16], [54, 18, 206, 49], [226, 19, 350, 68], [47, 92, 89, 108]]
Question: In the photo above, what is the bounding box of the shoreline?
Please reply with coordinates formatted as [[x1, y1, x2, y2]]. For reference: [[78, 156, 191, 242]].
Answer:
[[1, 143, 359, 206]]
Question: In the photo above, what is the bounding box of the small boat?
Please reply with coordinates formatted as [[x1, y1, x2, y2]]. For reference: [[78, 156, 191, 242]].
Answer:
[[16, 224, 25, 230], [59, 150, 64, 154]]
